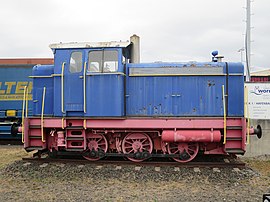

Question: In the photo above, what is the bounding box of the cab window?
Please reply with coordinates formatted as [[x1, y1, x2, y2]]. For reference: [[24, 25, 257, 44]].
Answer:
[[69, 52, 82, 73], [104, 50, 118, 72], [88, 50, 118, 72], [88, 51, 102, 72]]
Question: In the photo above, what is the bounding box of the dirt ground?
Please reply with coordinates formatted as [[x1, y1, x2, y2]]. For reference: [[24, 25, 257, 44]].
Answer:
[[0, 146, 269, 202]]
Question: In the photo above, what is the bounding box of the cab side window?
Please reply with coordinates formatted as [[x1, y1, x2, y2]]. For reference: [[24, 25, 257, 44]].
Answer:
[[88, 51, 102, 72], [104, 50, 118, 72], [69, 52, 82, 73], [88, 50, 118, 72]]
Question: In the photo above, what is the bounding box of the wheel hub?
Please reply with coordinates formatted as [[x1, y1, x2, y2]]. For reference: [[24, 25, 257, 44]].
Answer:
[[132, 141, 142, 151], [88, 141, 98, 151]]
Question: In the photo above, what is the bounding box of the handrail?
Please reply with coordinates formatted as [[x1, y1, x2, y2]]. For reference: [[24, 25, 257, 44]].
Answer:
[[79, 72, 126, 78], [62, 118, 65, 129], [61, 62, 66, 113], [21, 86, 28, 143], [222, 85, 227, 144], [245, 85, 250, 144], [83, 119, 87, 129], [29, 75, 53, 78], [26, 86, 29, 118], [41, 87, 46, 143], [83, 62, 87, 113]]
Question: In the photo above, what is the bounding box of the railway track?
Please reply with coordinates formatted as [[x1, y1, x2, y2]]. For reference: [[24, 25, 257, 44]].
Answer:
[[22, 157, 246, 168]]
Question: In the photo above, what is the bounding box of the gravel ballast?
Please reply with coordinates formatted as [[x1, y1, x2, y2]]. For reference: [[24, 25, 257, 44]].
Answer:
[[0, 159, 269, 202]]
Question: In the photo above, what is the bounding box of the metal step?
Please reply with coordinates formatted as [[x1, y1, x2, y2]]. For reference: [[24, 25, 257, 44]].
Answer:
[[226, 137, 242, 141], [66, 137, 84, 141], [226, 126, 242, 130], [66, 126, 84, 130], [29, 125, 41, 129], [225, 148, 245, 154], [29, 136, 41, 139], [25, 146, 43, 151], [65, 148, 84, 152]]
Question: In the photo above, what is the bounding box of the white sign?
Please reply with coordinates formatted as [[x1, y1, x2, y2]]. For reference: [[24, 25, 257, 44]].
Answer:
[[245, 83, 270, 119]]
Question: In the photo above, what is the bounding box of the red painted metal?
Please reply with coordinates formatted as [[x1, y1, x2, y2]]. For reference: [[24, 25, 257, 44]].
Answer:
[[30, 117, 244, 129], [203, 146, 225, 155], [23, 118, 29, 148], [161, 141, 168, 154], [18, 126, 22, 133], [249, 127, 258, 135], [121, 133, 153, 162], [84, 118, 240, 129], [241, 118, 247, 151], [23, 117, 247, 160], [161, 130, 221, 143], [167, 142, 199, 163], [57, 131, 66, 147]]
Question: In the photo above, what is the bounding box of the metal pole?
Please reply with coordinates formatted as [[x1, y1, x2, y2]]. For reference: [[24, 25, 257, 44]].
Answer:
[[246, 0, 251, 81]]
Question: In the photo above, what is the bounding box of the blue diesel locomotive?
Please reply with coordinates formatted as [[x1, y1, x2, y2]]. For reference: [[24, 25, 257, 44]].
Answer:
[[21, 35, 261, 162]]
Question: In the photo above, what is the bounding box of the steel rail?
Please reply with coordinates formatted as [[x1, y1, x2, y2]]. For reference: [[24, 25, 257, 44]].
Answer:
[[22, 157, 246, 168]]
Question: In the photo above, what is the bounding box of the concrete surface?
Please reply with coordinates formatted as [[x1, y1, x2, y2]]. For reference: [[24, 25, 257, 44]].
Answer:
[[245, 119, 270, 157]]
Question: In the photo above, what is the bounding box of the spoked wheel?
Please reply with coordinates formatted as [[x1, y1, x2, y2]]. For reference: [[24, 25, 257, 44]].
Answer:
[[167, 142, 199, 163], [122, 133, 153, 162], [82, 133, 108, 161]]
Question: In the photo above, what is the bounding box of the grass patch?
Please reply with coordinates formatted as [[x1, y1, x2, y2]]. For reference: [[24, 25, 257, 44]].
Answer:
[[244, 159, 270, 176], [0, 146, 32, 169]]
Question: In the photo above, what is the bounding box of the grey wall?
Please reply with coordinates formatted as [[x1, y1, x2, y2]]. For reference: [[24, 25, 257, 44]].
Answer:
[[245, 119, 270, 157]]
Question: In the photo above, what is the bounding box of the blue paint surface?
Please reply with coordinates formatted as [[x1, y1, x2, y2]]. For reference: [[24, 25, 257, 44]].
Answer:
[[32, 65, 54, 116], [126, 62, 244, 116], [53, 48, 124, 117], [33, 47, 244, 118]]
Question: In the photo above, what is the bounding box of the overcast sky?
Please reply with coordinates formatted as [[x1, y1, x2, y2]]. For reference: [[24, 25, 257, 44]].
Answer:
[[0, 0, 269, 71]]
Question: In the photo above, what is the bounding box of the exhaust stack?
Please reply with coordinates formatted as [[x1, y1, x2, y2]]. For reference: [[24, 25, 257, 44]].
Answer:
[[130, 34, 140, 63]]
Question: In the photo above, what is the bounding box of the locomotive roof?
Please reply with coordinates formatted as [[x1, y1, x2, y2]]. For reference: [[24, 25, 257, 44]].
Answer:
[[49, 41, 131, 49]]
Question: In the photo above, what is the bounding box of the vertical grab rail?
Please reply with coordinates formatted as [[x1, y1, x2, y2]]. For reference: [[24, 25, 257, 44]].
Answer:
[[222, 85, 227, 144], [83, 119, 87, 129], [83, 62, 87, 113], [25, 86, 29, 118], [41, 87, 46, 143], [61, 62, 66, 113], [62, 118, 65, 129], [245, 85, 250, 144], [21, 86, 28, 143]]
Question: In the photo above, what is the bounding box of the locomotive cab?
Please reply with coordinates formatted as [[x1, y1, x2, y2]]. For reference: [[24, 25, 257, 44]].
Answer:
[[50, 39, 135, 117]]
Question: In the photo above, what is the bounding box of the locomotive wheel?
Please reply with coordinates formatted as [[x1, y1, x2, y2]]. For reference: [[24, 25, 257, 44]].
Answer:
[[167, 142, 199, 163], [122, 133, 153, 162], [83, 133, 108, 161]]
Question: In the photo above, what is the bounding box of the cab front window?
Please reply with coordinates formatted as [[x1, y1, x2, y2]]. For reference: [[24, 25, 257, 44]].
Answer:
[[88, 50, 118, 72]]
